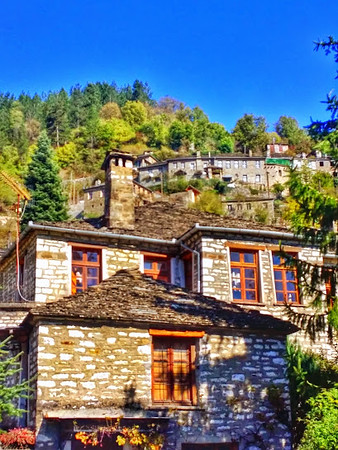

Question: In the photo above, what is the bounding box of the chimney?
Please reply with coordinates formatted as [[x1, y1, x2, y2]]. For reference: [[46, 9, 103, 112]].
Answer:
[[102, 151, 135, 230]]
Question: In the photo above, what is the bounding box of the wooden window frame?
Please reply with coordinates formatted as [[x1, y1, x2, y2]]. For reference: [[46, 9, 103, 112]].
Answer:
[[230, 249, 259, 303], [272, 252, 300, 304], [143, 252, 171, 283], [71, 246, 101, 294], [151, 337, 197, 406]]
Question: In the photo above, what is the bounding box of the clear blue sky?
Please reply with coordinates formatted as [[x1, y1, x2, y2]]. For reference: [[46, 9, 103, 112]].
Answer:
[[0, 1, 337, 131]]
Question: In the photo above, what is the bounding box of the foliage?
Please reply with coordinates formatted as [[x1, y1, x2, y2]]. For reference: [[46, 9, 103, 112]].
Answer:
[[121, 100, 147, 128], [232, 113, 269, 154], [191, 190, 224, 215], [286, 37, 338, 331], [74, 419, 164, 449], [254, 206, 269, 224], [23, 131, 68, 224], [0, 428, 35, 449], [298, 388, 338, 450], [0, 337, 31, 424], [286, 342, 338, 446], [275, 115, 312, 152]]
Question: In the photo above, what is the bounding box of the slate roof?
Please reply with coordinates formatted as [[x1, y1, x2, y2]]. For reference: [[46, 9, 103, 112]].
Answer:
[[27, 269, 297, 334], [37, 201, 289, 241]]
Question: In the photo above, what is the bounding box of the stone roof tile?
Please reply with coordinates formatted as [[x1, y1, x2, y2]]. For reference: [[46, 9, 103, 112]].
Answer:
[[38, 202, 288, 241], [28, 269, 297, 334]]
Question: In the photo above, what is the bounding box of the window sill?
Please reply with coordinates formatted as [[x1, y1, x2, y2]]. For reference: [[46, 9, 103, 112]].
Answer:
[[274, 303, 305, 308], [148, 405, 204, 412], [232, 301, 264, 306]]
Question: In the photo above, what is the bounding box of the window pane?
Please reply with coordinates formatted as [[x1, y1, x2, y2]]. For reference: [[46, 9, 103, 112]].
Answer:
[[273, 255, 281, 265], [245, 268, 255, 278], [276, 292, 284, 302], [87, 267, 98, 278], [244, 253, 254, 264], [72, 250, 83, 261], [246, 290, 256, 301], [144, 261, 153, 270], [288, 293, 297, 302], [286, 271, 296, 281], [245, 280, 256, 289], [274, 270, 282, 280], [230, 252, 240, 262], [275, 281, 283, 291], [87, 251, 99, 262], [287, 282, 296, 291], [233, 290, 242, 299]]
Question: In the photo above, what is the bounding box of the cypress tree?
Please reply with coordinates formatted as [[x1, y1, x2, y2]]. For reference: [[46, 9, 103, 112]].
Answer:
[[23, 131, 68, 224]]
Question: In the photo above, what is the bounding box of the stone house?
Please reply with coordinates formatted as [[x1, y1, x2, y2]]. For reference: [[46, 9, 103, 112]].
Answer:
[[136, 153, 332, 189], [0, 151, 336, 449]]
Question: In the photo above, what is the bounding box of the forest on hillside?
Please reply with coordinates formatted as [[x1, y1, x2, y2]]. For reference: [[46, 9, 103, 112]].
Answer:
[[0, 79, 313, 184]]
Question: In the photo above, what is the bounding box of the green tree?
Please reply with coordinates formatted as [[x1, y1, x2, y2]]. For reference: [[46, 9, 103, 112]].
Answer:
[[0, 336, 31, 424], [208, 122, 234, 153], [232, 113, 269, 154], [121, 100, 147, 128], [168, 120, 193, 150], [287, 37, 338, 331], [23, 131, 68, 224], [140, 115, 168, 148], [45, 89, 70, 147], [131, 80, 154, 105], [99, 102, 122, 120], [275, 115, 312, 152]]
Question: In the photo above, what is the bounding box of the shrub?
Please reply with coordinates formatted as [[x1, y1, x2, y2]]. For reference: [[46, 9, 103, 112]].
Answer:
[[298, 388, 338, 450]]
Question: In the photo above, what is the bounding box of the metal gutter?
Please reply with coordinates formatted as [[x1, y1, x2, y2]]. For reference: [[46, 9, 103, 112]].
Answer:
[[180, 242, 201, 293], [0, 222, 178, 264], [27, 222, 178, 246], [178, 223, 299, 243]]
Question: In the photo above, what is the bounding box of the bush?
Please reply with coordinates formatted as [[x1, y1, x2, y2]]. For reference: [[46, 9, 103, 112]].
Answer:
[[298, 388, 338, 450]]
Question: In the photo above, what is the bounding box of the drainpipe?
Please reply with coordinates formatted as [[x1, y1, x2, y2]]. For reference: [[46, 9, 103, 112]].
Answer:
[[180, 242, 201, 293]]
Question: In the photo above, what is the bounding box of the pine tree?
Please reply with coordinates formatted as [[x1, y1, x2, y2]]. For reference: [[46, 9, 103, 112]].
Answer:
[[23, 131, 68, 224], [0, 336, 30, 423]]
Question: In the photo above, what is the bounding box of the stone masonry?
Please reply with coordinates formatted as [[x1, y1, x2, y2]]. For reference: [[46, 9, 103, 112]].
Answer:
[[30, 322, 291, 450]]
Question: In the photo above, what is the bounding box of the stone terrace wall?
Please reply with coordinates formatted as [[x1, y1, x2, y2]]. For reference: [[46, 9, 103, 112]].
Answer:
[[31, 322, 291, 450]]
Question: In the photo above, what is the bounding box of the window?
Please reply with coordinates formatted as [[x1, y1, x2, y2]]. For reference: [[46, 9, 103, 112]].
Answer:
[[152, 337, 197, 405], [233, 161, 239, 169], [320, 161, 324, 167], [272, 253, 299, 304], [247, 203, 252, 210], [242, 174, 248, 182], [181, 162, 185, 169], [217, 161, 222, 168], [190, 162, 196, 170], [230, 250, 258, 302], [255, 160, 261, 169], [225, 161, 231, 169], [72, 247, 101, 294], [173, 162, 178, 169], [242, 160, 247, 168], [143, 253, 170, 282], [255, 174, 261, 183], [87, 192, 93, 200]]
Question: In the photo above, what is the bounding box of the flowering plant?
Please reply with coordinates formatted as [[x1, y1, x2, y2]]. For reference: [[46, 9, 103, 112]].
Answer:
[[0, 428, 36, 449], [74, 419, 164, 449]]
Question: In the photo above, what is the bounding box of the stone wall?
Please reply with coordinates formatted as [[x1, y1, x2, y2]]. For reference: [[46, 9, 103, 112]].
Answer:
[[199, 236, 337, 359], [31, 321, 291, 450], [0, 235, 36, 303]]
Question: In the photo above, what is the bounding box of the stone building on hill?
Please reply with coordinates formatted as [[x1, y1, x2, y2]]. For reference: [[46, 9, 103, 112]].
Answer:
[[0, 151, 336, 449]]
